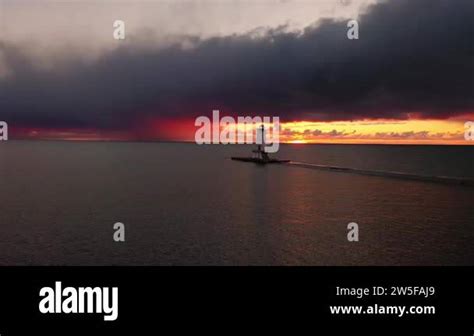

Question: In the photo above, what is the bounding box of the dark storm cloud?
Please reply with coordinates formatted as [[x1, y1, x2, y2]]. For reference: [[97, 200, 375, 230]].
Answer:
[[0, 0, 473, 130]]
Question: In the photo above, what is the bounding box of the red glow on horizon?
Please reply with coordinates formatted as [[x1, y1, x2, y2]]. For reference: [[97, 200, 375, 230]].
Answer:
[[138, 118, 196, 141]]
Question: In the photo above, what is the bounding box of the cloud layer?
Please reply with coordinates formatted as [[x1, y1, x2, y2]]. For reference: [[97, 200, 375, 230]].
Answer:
[[0, 0, 473, 132]]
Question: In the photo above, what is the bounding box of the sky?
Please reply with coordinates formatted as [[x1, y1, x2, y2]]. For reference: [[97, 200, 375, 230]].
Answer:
[[0, 0, 473, 144]]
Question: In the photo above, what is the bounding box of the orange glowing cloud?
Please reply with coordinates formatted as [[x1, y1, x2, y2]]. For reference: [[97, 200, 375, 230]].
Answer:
[[278, 118, 474, 145]]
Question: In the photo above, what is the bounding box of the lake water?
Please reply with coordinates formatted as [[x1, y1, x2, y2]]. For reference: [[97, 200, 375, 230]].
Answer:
[[0, 141, 473, 265]]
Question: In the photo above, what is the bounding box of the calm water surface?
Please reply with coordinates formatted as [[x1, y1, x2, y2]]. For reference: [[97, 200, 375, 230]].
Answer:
[[0, 141, 473, 265]]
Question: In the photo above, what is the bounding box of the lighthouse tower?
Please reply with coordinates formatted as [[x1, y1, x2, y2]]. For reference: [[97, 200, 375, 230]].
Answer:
[[253, 125, 270, 162]]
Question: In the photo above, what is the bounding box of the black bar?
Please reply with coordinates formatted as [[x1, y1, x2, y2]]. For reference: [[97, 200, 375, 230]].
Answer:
[[0, 267, 472, 335]]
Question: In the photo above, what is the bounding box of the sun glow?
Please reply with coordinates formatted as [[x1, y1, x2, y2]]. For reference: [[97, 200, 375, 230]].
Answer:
[[279, 118, 473, 145]]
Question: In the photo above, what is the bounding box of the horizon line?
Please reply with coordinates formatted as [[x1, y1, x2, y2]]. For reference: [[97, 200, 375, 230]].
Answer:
[[3, 138, 473, 146]]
